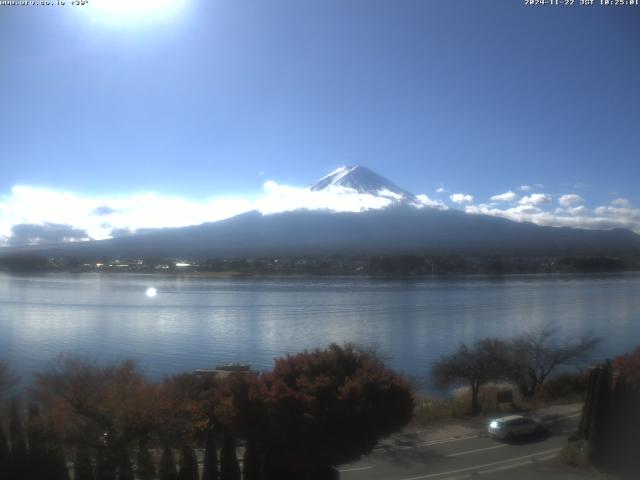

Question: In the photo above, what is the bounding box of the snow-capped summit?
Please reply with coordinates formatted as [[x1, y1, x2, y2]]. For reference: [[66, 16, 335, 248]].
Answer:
[[306, 165, 447, 210], [308, 165, 413, 201]]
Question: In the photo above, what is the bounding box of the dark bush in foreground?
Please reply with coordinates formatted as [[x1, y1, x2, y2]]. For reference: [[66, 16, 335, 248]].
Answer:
[[2, 344, 414, 480], [613, 346, 640, 384], [256, 344, 414, 478], [578, 356, 640, 477]]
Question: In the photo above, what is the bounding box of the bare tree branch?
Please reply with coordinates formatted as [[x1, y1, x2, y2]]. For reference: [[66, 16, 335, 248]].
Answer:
[[432, 338, 510, 414], [506, 325, 601, 398]]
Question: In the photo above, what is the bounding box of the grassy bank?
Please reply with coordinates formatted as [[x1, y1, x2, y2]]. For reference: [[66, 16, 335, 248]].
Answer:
[[412, 376, 587, 427]]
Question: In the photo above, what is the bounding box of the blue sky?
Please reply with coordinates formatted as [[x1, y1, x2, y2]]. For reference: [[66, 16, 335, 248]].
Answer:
[[1, 0, 640, 243]]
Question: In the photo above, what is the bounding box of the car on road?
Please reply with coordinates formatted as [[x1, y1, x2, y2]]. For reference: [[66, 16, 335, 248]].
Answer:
[[488, 415, 546, 441]]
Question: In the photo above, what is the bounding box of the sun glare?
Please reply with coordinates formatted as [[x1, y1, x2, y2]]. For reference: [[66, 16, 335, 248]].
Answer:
[[145, 287, 157, 297], [85, 0, 187, 25]]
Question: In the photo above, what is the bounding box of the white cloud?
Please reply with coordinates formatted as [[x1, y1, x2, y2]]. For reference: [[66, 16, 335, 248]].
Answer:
[[377, 188, 404, 201], [558, 194, 584, 207], [554, 205, 589, 216], [0, 185, 254, 245], [611, 198, 631, 208], [7, 223, 90, 246], [257, 181, 392, 214], [436, 187, 446, 193], [412, 194, 448, 210], [570, 205, 589, 216], [518, 185, 532, 192], [519, 193, 552, 206], [449, 193, 474, 205], [1, 179, 461, 246], [490, 191, 518, 203], [592, 205, 640, 226], [2, 180, 639, 247], [466, 200, 640, 233], [467, 203, 542, 218]]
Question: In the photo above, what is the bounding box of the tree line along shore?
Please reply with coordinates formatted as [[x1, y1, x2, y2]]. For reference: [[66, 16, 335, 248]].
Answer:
[[2, 252, 640, 276]]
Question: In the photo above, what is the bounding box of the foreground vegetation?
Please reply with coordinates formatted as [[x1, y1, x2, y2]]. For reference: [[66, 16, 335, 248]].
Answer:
[[413, 372, 589, 426], [431, 326, 600, 415], [1, 337, 638, 479], [0, 344, 414, 480], [571, 347, 640, 476]]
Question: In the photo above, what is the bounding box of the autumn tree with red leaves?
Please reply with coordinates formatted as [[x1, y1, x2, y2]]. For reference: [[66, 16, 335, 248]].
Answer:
[[22, 345, 414, 479], [252, 343, 414, 479], [31, 356, 162, 476]]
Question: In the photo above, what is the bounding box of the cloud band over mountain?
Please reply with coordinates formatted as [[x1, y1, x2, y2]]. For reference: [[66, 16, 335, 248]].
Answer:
[[1, 168, 639, 247]]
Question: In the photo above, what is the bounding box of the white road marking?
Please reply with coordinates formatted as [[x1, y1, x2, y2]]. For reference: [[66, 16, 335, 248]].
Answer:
[[338, 466, 373, 473], [349, 411, 581, 476], [546, 412, 581, 422], [376, 410, 581, 454], [416, 434, 480, 447], [398, 447, 562, 480], [563, 412, 581, 419], [440, 453, 561, 480], [373, 434, 480, 453], [445, 443, 507, 457], [478, 453, 558, 476]]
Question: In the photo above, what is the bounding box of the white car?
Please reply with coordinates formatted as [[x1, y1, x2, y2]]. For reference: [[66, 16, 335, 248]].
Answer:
[[488, 415, 546, 440]]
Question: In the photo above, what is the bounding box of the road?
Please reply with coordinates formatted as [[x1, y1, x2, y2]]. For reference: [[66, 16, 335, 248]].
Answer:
[[338, 411, 582, 480]]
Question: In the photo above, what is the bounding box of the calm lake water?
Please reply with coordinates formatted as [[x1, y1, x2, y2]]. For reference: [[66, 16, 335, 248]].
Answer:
[[1, 272, 639, 391]]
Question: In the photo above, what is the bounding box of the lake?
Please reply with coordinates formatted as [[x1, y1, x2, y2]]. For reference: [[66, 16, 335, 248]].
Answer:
[[1, 272, 639, 392]]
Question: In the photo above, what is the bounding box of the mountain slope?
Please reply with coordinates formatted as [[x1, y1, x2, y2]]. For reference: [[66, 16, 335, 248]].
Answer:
[[5, 166, 640, 259], [17, 206, 640, 259]]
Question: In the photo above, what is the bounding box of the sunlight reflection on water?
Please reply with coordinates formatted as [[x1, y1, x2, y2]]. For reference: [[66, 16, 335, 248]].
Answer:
[[1, 273, 638, 393]]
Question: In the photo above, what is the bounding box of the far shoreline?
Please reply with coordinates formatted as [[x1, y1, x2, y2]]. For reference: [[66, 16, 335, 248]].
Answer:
[[2, 269, 639, 280]]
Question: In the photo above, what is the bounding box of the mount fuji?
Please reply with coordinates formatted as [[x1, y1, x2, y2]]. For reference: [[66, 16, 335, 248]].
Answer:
[[305, 165, 443, 210], [309, 166, 413, 200], [7, 166, 640, 259]]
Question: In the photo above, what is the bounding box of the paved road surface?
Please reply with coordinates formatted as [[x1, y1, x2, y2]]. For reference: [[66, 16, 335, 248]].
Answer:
[[338, 412, 581, 480]]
